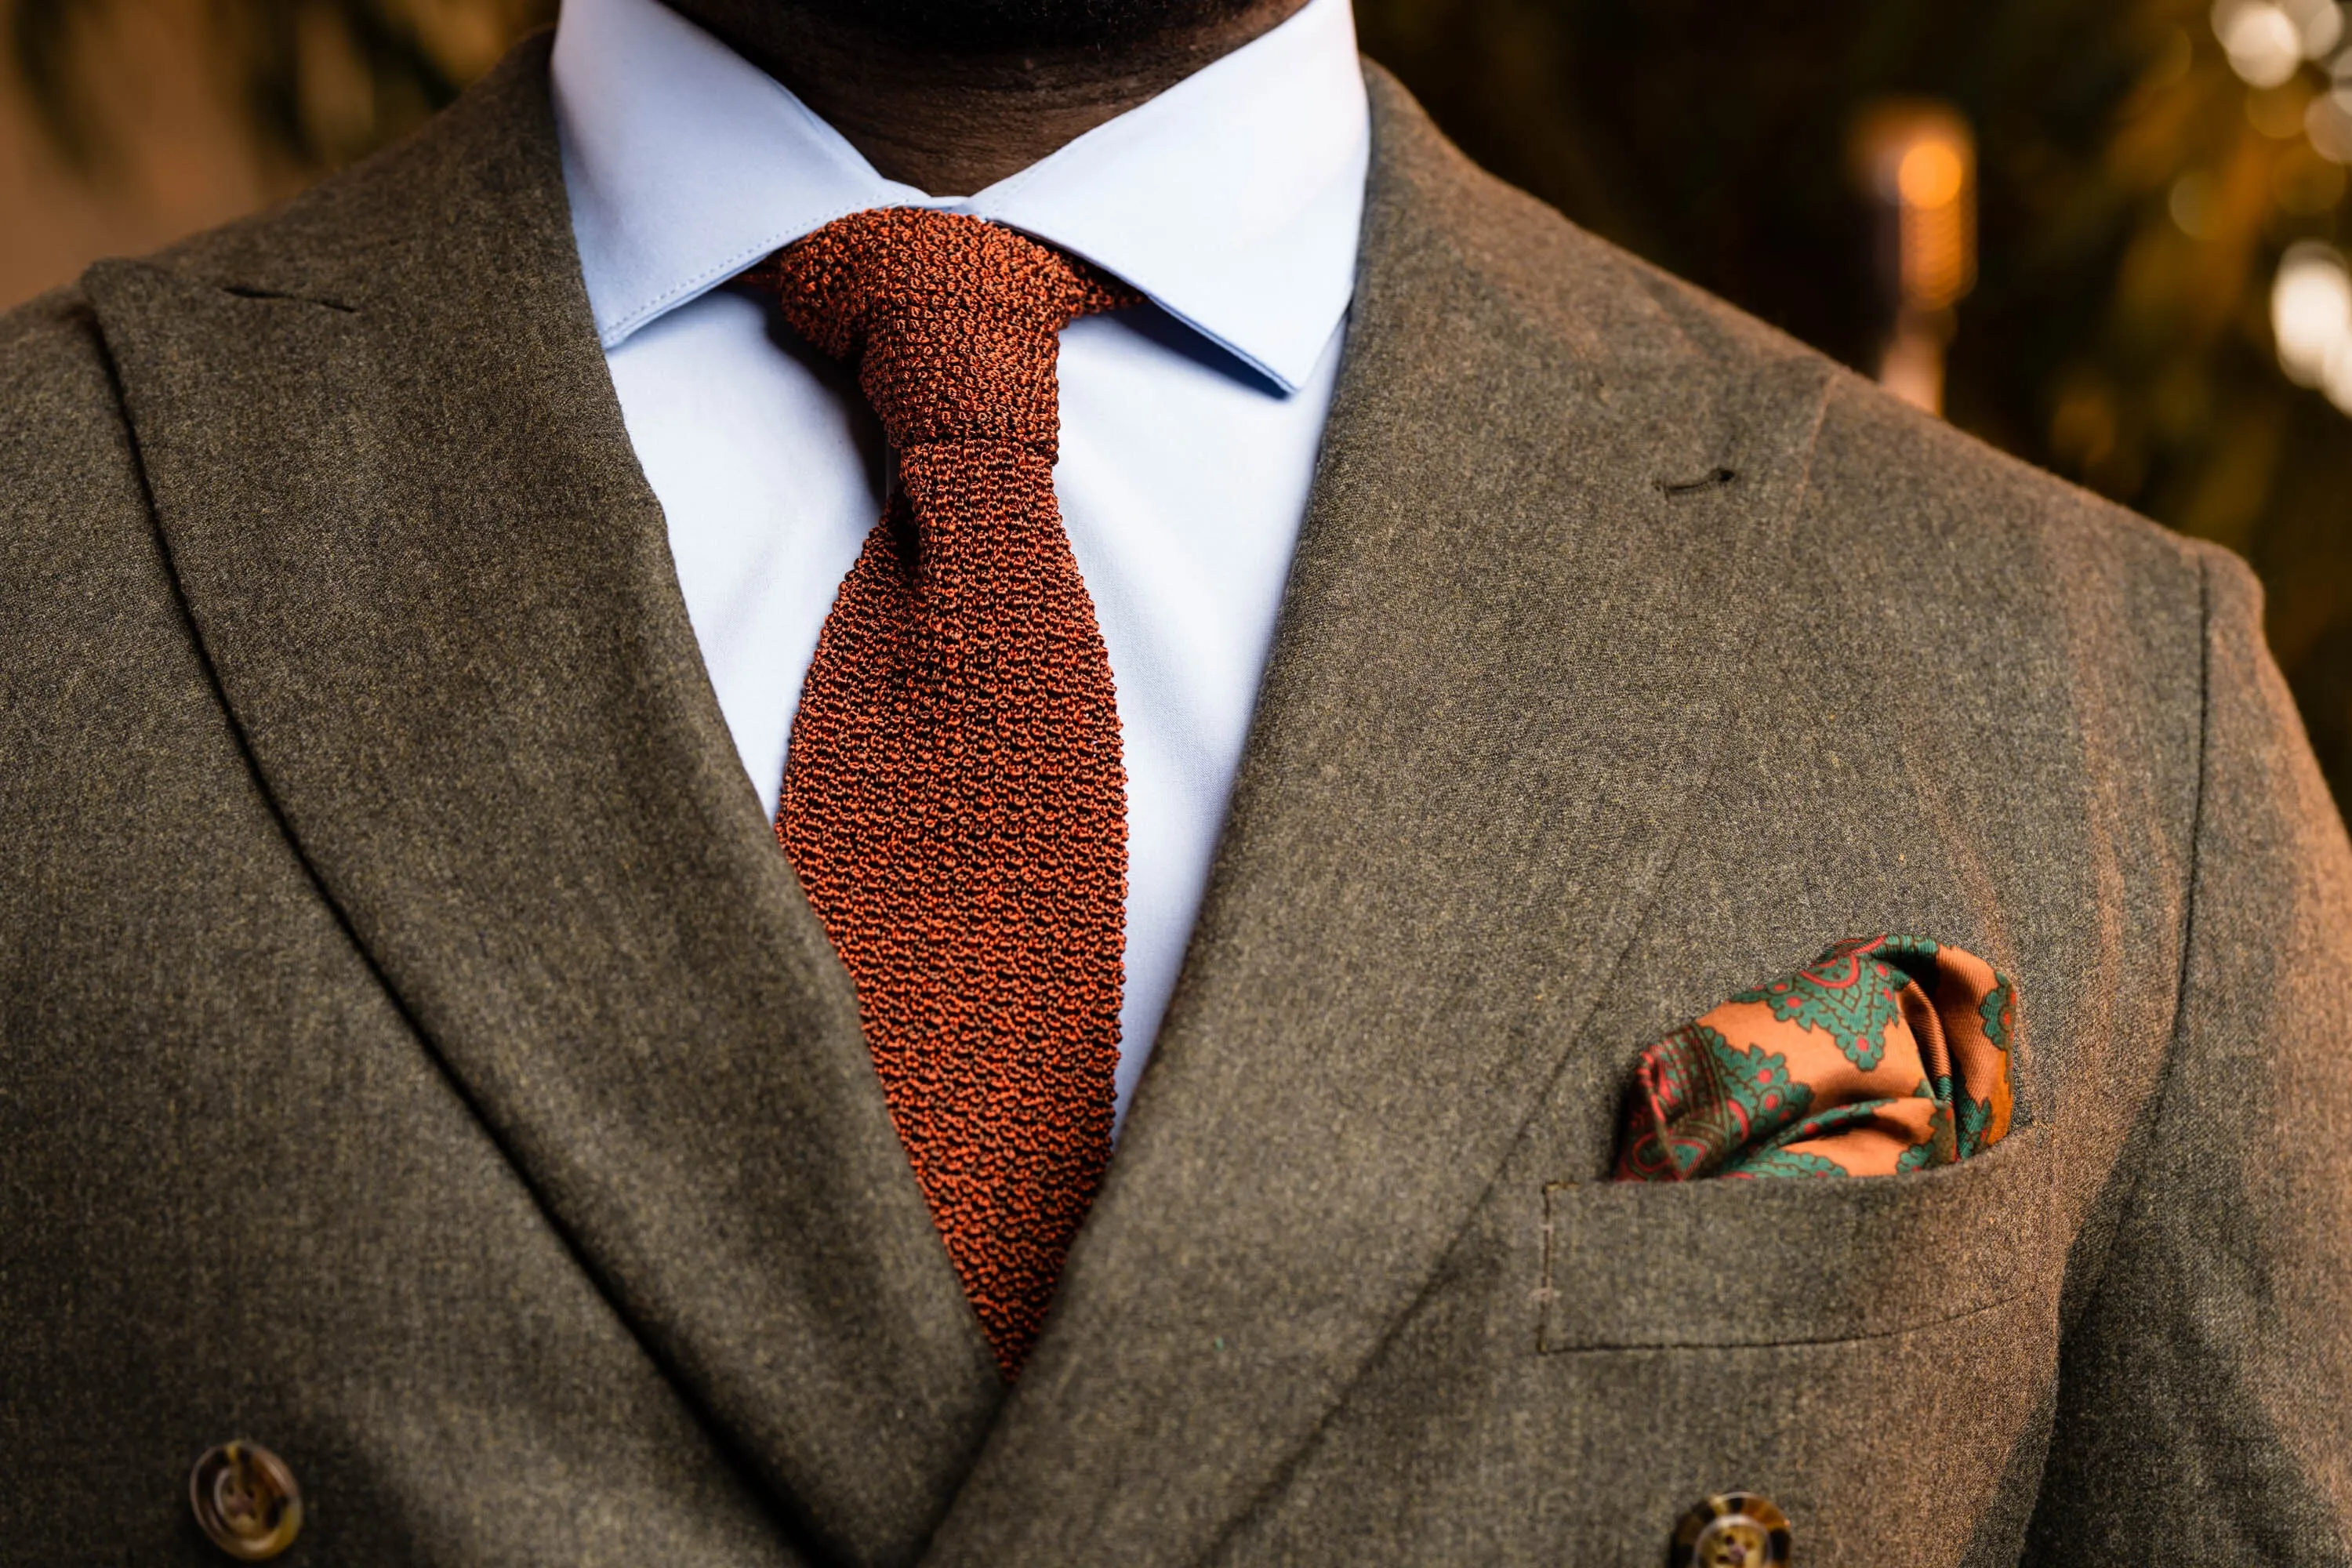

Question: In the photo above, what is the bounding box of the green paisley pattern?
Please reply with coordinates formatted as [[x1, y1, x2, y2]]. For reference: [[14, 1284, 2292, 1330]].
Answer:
[[1953, 1091, 1997, 1156], [1896, 1095, 1958, 1172], [1980, 976, 2015, 1051], [1731, 1148, 1849, 1179], [1777, 1100, 1896, 1145], [1618, 1024, 1814, 1180], [1730, 935, 1923, 1070]]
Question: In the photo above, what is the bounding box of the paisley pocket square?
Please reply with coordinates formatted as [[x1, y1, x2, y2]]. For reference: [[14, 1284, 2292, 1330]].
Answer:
[[1615, 935, 2018, 1181]]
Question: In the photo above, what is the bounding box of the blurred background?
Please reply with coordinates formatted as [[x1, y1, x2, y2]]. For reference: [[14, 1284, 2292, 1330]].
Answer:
[[8, 0, 2352, 804]]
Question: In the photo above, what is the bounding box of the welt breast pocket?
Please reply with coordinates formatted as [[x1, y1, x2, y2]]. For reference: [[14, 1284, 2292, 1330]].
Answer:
[[1539, 1122, 2057, 1353], [1519, 1125, 2062, 1566]]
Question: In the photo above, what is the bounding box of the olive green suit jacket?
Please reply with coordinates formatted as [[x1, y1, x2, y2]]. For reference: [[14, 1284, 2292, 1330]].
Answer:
[[6, 38, 2352, 1568]]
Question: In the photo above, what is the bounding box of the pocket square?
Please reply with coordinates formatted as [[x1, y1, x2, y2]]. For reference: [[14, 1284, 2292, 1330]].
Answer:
[[1615, 935, 2017, 1181]]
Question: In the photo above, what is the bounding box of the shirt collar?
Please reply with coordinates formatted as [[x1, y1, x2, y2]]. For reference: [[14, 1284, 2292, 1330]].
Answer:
[[550, 0, 1369, 393]]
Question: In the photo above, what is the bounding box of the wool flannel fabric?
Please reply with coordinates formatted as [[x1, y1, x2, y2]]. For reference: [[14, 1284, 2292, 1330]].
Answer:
[[744, 210, 1140, 1376], [1616, 936, 2019, 1180]]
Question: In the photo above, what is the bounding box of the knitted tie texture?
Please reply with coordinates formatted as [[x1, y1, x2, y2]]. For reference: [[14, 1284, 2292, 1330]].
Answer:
[[746, 209, 1137, 1376]]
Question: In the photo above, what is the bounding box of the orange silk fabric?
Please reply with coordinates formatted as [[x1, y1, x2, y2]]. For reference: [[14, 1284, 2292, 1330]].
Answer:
[[746, 211, 1139, 1374], [1616, 936, 2019, 1181]]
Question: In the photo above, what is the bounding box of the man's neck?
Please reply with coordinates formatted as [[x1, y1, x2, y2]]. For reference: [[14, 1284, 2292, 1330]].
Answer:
[[655, 0, 1312, 194]]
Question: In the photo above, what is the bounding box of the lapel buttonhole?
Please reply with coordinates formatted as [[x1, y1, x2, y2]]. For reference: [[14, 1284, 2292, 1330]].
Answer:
[[1657, 466, 1740, 496]]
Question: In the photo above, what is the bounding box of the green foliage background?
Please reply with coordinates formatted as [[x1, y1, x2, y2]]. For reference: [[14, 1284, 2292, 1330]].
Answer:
[[16, 0, 2352, 800]]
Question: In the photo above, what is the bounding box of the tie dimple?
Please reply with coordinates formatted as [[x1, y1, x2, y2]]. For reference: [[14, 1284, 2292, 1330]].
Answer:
[[746, 209, 1137, 1376]]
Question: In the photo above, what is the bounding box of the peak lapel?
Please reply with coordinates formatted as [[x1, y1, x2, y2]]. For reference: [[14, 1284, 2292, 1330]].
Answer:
[[82, 43, 998, 1567], [920, 68, 1831, 1563]]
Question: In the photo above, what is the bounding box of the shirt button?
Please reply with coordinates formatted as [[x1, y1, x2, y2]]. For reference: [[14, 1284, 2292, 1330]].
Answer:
[[188, 1441, 303, 1560], [1670, 1491, 1791, 1568]]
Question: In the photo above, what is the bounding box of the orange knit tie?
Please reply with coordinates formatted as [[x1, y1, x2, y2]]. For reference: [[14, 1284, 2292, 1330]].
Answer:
[[744, 210, 1136, 1375]]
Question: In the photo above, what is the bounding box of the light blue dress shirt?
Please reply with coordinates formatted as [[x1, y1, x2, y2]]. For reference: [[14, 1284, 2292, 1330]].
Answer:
[[550, 0, 1370, 1124]]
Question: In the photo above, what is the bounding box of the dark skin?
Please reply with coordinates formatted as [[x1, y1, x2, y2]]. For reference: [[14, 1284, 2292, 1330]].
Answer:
[[658, 0, 1314, 194]]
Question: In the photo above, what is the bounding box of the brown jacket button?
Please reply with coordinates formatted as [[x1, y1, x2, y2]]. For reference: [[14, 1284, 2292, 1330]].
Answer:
[[1669, 1491, 1790, 1568], [188, 1442, 303, 1560]]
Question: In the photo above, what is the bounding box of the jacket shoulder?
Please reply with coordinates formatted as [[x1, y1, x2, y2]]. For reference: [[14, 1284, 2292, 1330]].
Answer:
[[1374, 60, 2220, 630], [1802, 353, 2218, 607], [1365, 64, 2217, 612]]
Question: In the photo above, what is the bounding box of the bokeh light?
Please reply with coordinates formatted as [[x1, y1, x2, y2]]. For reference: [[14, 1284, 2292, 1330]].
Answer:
[[2307, 89, 2352, 160], [2272, 241, 2352, 385], [2282, 0, 2347, 54], [1896, 141, 1966, 207], [2220, 0, 2307, 85], [1851, 103, 1976, 414]]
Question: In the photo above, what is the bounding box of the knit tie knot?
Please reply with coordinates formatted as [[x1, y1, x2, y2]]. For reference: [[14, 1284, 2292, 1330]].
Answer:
[[760, 207, 1137, 457]]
